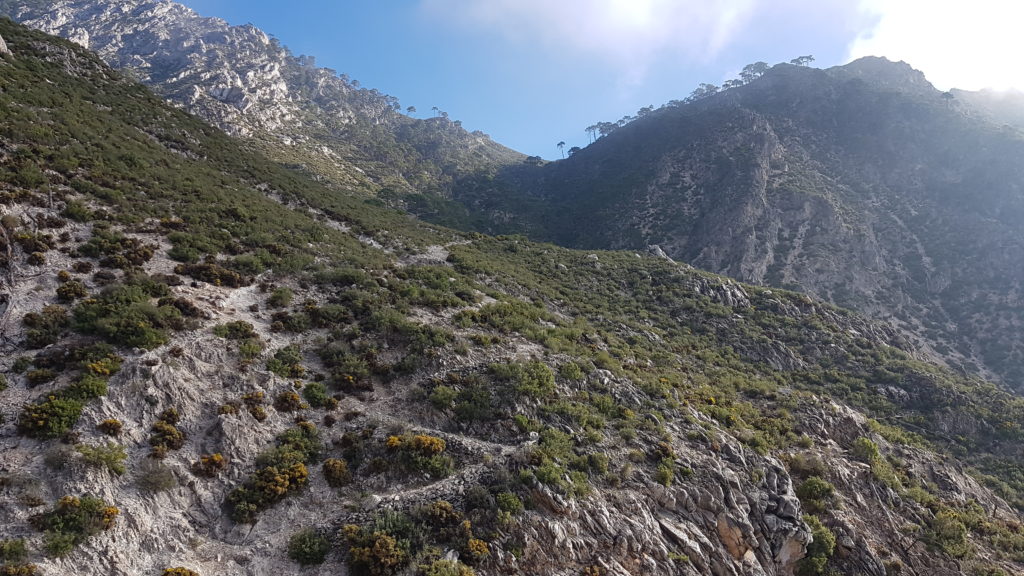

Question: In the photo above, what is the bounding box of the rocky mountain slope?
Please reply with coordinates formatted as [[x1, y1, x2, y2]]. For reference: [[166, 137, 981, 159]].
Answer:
[[0, 0, 523, 200], [2, 19, 1024, 576], [449, 58, 1024, 393]]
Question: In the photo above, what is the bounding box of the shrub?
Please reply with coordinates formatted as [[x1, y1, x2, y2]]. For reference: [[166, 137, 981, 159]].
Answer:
[[56, 281, 88, 302], [384, 434, 453, 479], [173, 262, 249, 288], [342, 525, 409, 576], [149, 409, 186, 456], [162, 569, 200, 576], [192, 453, 227, 478], [97, 418, 123, 436], [559, 361, 585, 381], [490, 360, 555, 400], [135, 460, 178, 493], [287, 528, 330, 565], [274, 391, 304, 412], [25, 369, 56, 387], [302, 381, 331, 408], [851, 437, 880, 464], [267, 345, 305, 378], [227, 423, 320, 522], [0, 564, 41, 576], [496, 492, 524, 516], [429, 385, 457, 410], [73, 282, 182, 349], [795, 477, 836, 514], [23, 305, 70, 348], [268, 287, 294, 308], [17, 396, 85, 439], [30, 496, 119, 557], [422, 560, 475, 576], [925, 509, 970, 558], [796, 515, 836, 575], [0, 539, 28, 563], [323, 458, 352, 487], [75, 442, 127, 475], [462, 538, 489, 565], [213, 321, 257, 340]]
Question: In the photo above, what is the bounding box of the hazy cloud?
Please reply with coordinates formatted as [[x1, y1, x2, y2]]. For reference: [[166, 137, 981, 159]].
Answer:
[[849, 0, 1024, 90], [421, 0, 756, 71]]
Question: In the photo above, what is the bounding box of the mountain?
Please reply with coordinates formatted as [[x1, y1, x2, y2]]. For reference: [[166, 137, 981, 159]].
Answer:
[[2, 17, 1024, 576], [450, 58, 1024, 392], [952, 88, 1024, 131], [0, 0, 523, 204]]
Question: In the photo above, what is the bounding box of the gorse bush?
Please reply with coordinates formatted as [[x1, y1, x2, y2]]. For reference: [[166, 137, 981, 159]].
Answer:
[[227, 423, 321, 522], [323, 458, 352, 487], [30, 496, 119, 557]]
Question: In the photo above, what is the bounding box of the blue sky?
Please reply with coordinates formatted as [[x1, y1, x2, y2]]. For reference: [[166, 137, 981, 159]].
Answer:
[[178, 1, 1022, 158]]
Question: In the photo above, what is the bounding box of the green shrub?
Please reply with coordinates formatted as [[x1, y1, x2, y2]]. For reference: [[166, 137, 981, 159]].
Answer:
[[25, 369, 56, 387], [302, 381, 331, 408], [496, 492, 524, 515], [925, 509, 970, 558], [267, 345, 305, 378], [287, 528, 330, 565], [23, 305, 70, 348], [268, 287, 294, 308], [0, 539, 28, 563], [429, 385, 457, 410], [851, 437, 880, 464], [795, 476, 836, 514], [796, 515, 836, 575], [559, 361, 585, 381], [75, 442, 127, 475], [30, 496, 119, 557], [213, 321, 257, 340], [17, 396, 85, 439], [490, 360, 555, 400], [173, 262, 249, 287]]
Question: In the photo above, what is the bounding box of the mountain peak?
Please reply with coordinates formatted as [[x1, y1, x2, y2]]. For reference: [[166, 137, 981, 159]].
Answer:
[[829, 56, 935, 93]]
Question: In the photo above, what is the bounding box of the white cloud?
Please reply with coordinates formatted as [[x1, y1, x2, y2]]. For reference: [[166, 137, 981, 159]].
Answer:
[[420, 0, 756, 71], [849, 0, 1024, 91]]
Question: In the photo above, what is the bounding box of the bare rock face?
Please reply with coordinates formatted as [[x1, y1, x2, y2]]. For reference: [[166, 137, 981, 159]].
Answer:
[[0, 32, 9, 55]]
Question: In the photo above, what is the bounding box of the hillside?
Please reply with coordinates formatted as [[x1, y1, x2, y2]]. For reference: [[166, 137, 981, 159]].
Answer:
[[1, 18, 1024, 576], [449, 58, 1024, 393], [0, 0, 524, 203]]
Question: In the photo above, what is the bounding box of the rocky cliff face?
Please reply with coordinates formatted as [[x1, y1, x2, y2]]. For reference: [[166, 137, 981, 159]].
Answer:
[[1, 0, 523, 195], [454, 59, 1024, 392]]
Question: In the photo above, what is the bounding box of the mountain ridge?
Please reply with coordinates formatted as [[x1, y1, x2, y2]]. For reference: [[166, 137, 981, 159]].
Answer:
[[448, 57, 1024, 391]]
